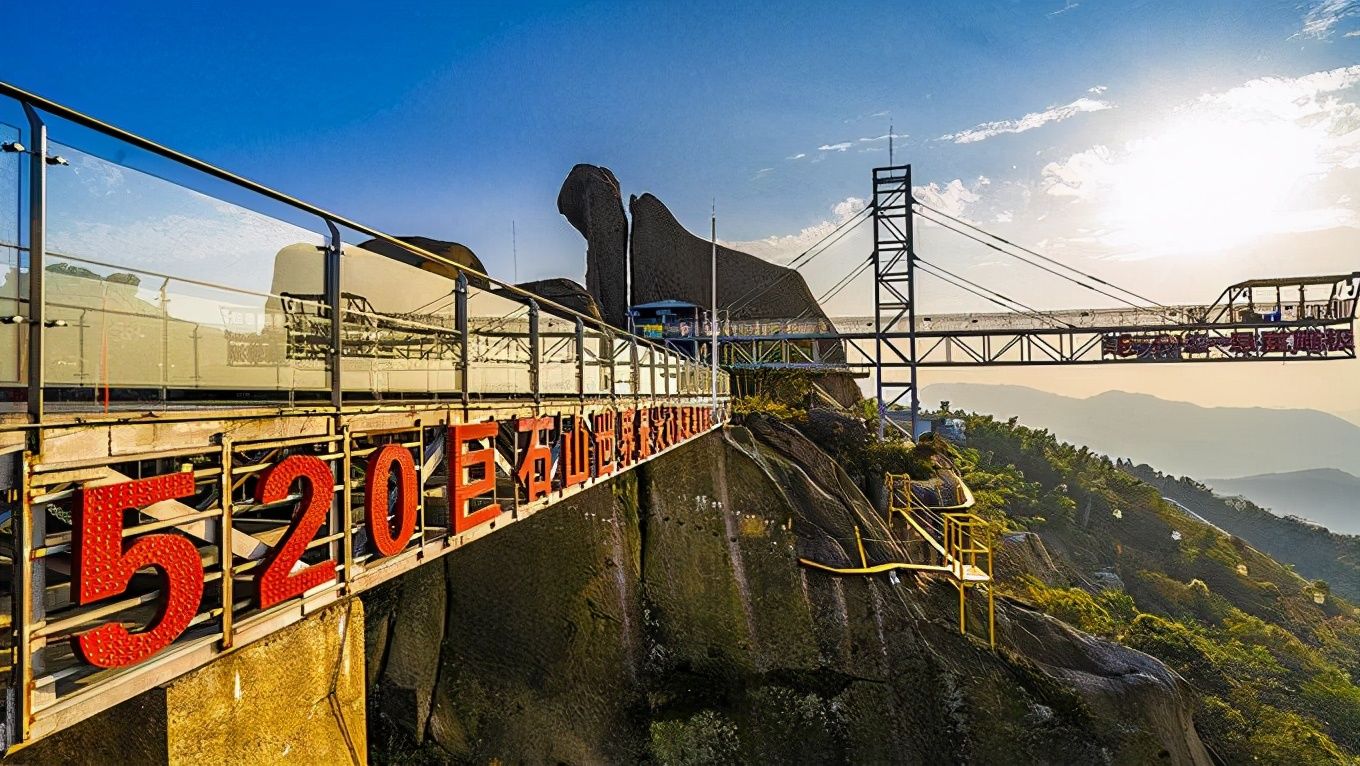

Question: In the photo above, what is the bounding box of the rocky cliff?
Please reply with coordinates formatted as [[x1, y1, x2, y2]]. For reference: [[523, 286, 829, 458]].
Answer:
[[497, 277, 605, 322], [364, 416, 1209, 764], [627, 193, 832, 324], [556, 165, 841, 328]]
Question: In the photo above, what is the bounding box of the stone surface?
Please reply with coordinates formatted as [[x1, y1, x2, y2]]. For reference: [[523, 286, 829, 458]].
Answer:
[[9, 599, 366, 766], [375, 559, 447, 741], [365, 423, 1211, 764], [357, 236, 489, 290], [498, 277, 605, 322], [628, 192, 828, 322], [557, 164, 630, 328]]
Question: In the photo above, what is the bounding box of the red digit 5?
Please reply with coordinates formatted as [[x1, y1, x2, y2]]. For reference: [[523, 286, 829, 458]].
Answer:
[[73, 472, 204, 668]]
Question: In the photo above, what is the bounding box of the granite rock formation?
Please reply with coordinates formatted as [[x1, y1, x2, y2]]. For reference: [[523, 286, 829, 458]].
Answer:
[[499, 277, 605, 323], [358, 235, 490, 290], [364, 416, 1210, 764], [559, 168, 859, 403], [628, 192, 830, 322], [557, 165, 630, 328]]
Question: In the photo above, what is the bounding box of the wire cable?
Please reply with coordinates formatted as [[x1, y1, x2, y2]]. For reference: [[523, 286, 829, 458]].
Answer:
[[915, 258, 1075, 330], [724, 205, 871, 315], [816, 257, 873, 305], [917, 256, 1076, 329], [913, 199, 1168, 309], [914, 208, 1180, 324]]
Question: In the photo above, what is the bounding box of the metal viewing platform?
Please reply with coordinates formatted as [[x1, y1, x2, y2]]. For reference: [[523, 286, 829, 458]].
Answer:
[[0, 82, 730, 750]]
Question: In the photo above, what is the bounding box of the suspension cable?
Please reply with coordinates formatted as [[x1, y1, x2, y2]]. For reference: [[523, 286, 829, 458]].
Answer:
[[725, 205, 871, 314], [916, 257, 1076, 330], [817, 256, 872, 305], [913, 199, 1168, 309], [914, 208, 1180, 324]]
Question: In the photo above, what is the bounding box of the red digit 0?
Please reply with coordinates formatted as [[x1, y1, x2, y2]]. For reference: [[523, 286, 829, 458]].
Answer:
[[73, 472, 205, 668], [364, 444, 418, 557], [255, 455, 338, 609]]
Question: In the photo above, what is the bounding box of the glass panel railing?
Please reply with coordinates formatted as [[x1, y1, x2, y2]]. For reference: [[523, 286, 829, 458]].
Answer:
[[0, 122, 21, 389], [44, 144, 328, 400], [583, 326, 611, 396], [13, 111, 731, 411], [466, 288, 532, 395], [336, 240, 460, 398], [537, 312, 577, 395], [613, 336, 635, 397]]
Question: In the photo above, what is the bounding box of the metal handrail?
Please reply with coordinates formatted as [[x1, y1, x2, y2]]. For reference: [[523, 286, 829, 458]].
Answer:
[[0, 80, 712, 372]]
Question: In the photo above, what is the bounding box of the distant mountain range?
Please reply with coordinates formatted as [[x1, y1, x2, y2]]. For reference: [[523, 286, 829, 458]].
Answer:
[[922, 383, 1360, 483], [923, 383, 1360, 534], [1204, 468, 1360, 536]]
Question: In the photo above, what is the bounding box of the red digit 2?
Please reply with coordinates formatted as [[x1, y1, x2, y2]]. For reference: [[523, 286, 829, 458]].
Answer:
[[254, 455, 337, 609]]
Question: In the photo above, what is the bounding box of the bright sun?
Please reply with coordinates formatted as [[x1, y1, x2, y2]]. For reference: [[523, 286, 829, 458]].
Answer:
[[1100, 112, 1333, 256]]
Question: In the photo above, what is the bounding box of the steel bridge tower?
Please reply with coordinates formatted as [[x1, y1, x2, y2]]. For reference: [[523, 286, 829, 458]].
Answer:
[[872, 165, 918, 438]]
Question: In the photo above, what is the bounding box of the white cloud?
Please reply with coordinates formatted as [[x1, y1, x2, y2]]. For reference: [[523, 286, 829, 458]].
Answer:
[[1048, 1, 1079, 16], [721, 196, 867, 262], [786, 153, 806, 160], [1088, 85, 1108, 95], [913, 177, 990, 219], [1034, 65, 1360, 256], [1041, 145, 1117, 199], [1299, 0, 1360, 38], [818, 142, 853, 152], [940, 95, 1112, 144], [752, 167, 774, 180], [833, 197, 867, 219]]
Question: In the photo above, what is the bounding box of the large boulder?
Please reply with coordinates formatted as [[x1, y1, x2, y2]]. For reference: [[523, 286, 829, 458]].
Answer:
[[628, 192, 827, 322], [557, 165, 630, 328], [500, 277, 605, 323], [357, 235, 490, 290]]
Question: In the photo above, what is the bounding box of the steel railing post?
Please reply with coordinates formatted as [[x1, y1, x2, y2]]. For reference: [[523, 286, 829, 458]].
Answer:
[[575, 317, 585, 401], [455, 273, 469, 407], [528, 300, 540, 403], [22, 104, 45, 431], [630, 336, 640, 409], [324, 221, 343, 410]]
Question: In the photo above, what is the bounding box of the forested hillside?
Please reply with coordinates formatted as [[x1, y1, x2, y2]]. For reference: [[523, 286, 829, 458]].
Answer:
[[955, 414, 1360, 764]]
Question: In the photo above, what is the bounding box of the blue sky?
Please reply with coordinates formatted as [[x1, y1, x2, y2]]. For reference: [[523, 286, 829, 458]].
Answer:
[[7, 0, 1360, 412]]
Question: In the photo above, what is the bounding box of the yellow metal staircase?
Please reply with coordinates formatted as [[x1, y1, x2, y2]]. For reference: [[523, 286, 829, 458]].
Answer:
[[800, 471, 995, 648]]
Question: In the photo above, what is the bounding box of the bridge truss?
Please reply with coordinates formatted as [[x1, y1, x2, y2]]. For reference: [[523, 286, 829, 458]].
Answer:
[[718, 164, 1360, 438]]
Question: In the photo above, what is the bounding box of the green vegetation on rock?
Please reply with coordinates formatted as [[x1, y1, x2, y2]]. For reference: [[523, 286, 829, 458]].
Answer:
[[958, 413, 1360, 764]]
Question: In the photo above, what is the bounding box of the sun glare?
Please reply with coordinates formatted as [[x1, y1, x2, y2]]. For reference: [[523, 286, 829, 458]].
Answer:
[[1102, 113, 1332, 256]]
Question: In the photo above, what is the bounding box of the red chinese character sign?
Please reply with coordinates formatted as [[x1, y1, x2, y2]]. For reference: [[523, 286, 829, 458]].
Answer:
[[64, 403, 721, 670], [1103, 327, 1355, 360]]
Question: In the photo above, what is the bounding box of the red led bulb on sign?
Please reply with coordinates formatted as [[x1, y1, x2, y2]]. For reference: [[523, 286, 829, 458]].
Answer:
[[72, 471, 204, 669]]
